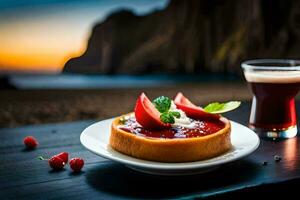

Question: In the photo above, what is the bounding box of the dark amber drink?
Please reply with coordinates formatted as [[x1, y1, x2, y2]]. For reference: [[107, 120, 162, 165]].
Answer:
[[249, 82, 298, 130], [242, 59, 300, 139]]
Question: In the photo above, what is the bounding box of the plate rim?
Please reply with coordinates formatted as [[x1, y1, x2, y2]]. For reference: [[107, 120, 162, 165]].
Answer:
[[80, 118, 260, 170]]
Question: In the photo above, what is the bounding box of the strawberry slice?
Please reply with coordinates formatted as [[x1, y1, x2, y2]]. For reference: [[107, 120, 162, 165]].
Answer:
[[49, 156, 66, 170], [134, 93, 169, 129], [56, 152, 69, 163], [174, 92, 220, 120]]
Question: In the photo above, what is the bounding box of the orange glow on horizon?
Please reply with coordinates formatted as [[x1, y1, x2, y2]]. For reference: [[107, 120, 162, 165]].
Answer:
[[0, 9, 90, 73], [0, 0, 169, 73], [0, 51, 84, 72], [0, 25, 88, 72]]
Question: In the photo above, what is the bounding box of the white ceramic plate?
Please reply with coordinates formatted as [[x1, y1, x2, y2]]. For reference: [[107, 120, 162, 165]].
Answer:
[[80, 118, 260, 175]]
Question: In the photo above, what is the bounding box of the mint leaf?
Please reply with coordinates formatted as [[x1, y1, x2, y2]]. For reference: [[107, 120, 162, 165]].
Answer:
[[119, 117, 127, 124], [160, 112, 175, 124], [204, 102, 225, 113], [204, 101, 241, 114], [160, 111, 180, 124], [153, 96, 181, 124], [153, 96, 171, 113], [170, 111, 181, 118]]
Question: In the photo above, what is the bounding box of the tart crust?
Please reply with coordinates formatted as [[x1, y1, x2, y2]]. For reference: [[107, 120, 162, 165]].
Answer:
[[110, 113, 232, 162]]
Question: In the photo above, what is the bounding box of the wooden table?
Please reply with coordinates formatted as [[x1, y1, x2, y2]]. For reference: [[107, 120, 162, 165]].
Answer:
[[1, 102, 300, 199]]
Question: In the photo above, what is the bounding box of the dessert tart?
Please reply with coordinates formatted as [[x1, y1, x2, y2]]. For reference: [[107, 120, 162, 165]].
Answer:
[[110, 93, 234, 162]]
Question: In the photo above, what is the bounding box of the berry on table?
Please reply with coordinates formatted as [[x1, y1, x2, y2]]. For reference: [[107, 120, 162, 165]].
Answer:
[[69, 158, 84, 172], [23, 136, 38, 149], [48, 156, 66, 170], [56, 152, 69, 163], [38, 152, 68, 170]]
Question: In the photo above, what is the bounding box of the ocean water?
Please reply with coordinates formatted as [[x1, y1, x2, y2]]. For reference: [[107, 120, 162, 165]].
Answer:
[[7, 74, 239, 89]]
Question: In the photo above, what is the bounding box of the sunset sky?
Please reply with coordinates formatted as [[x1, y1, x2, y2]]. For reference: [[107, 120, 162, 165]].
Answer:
[[0, 0, 168, 73]]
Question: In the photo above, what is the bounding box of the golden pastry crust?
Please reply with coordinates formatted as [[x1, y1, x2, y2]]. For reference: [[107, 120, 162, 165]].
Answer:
[[109, 113, 231, 162]]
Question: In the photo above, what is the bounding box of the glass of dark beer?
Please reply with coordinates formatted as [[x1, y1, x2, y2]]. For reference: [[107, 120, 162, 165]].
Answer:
[[242, 59, 300, 139]]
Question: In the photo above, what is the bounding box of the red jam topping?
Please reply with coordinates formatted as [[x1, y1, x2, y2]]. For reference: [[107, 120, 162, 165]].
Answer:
[[118, 117, 225, 139]]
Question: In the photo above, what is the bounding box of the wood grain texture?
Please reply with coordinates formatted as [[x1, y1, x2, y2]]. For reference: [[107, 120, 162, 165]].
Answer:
[[1, 102, 300, 199]]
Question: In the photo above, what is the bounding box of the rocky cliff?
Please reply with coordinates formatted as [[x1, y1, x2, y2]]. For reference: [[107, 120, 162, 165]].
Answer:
[[64, 0, 300, 75]]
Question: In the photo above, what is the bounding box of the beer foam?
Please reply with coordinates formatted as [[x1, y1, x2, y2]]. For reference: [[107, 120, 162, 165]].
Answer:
[[244, 71, 300, 83]]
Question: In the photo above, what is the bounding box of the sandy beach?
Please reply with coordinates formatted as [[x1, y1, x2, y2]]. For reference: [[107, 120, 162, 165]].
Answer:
[[0, 82, 253, 128]]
